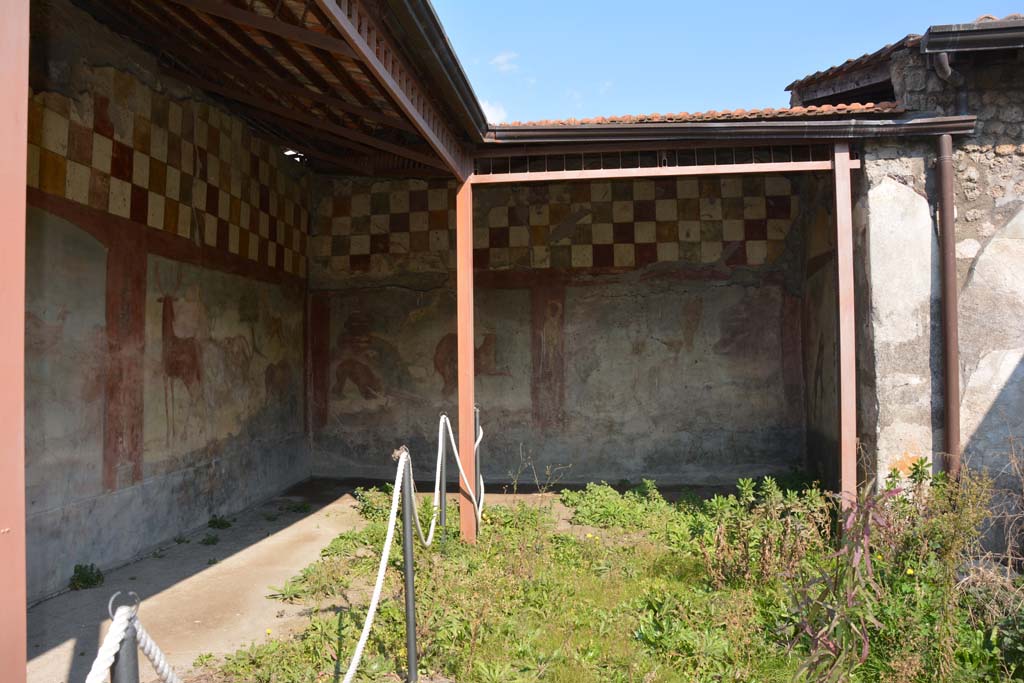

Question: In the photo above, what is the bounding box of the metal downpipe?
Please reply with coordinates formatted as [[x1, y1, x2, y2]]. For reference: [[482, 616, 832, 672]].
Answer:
[[937, 134, 961, 478]]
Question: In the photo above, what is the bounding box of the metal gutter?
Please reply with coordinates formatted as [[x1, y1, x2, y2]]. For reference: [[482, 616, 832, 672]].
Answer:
[[482, 114, 976, 145], [921, 19, 1024, 53]]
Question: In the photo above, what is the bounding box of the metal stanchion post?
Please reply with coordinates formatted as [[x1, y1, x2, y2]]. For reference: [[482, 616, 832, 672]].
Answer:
[[401, 456, 419, 682], [439, 413, 446, 540], [474, 405, 481, 533], [110, 621, 140, 683]]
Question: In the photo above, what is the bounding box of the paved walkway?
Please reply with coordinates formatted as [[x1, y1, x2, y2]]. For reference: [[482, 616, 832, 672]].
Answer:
[[27, 480, 365, 683]]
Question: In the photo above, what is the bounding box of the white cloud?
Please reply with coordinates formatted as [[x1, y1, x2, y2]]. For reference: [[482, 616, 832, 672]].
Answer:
[[489, 51, 519, 73], [480, 100, 508, 124]]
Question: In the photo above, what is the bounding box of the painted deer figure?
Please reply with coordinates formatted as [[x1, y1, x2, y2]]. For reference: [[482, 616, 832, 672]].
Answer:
[[155, 263, 202, 445]]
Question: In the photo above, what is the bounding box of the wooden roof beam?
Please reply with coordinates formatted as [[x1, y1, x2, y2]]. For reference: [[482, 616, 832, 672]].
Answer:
[[165, 0, 360, 61], [169, 67, 449, 170], [254, 0, 382, 111], [314, 0, 472, 180], [161, 46, 415, 133]]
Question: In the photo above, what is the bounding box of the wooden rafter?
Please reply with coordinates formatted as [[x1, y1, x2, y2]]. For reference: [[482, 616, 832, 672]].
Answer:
[[169, 68, 449, 169], [253, 0, 382, 111], [165, 0, 360, 60], [166, 1, 380, 142], [314, 0, 472, 180], [304, 1, 401, 112], [98, 1, 382, 169], [162, 45, 414, 133], [85, 0, 454, 177]]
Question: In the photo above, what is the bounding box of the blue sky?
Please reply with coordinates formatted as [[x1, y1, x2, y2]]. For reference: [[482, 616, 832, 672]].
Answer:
[[430, 1, 1019, 123]]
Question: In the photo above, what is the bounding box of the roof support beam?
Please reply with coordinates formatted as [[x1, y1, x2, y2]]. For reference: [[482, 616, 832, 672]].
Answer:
[[455, 181, 476, 543], [0, 1, 28, 679], [314, 0, 472, 180], [833, 143, 858, 507], [164, 0, 360, 60], [470, 158, 858, 185]]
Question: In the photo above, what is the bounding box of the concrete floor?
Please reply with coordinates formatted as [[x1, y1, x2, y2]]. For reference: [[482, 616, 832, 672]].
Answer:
[[27, 480, 366, 683]]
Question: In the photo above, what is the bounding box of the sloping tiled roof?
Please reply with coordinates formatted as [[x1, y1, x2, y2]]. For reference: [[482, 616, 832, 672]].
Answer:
[[493, 101, 903, 127], [785, 36, 920, 92], [971, 13, 1024, 22], [788, 14, 1024, 92]]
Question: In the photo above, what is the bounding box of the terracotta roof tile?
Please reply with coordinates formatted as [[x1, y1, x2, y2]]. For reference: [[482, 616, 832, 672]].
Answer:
[[973, 13, 1024, 22], [789, 14, 1024, 92], [785, 36, 920, 91], [493, 101, 903, 127]]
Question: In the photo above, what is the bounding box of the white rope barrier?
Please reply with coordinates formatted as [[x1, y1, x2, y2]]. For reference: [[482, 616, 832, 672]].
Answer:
[[341, 413, 485, 680], [340, 448, 406, 683], [410, 414, 485, 546], [87, 413, 483, 683], [84, 599, 182, 683], [134, 619, 182, 683], [84, 606, 133, 683]]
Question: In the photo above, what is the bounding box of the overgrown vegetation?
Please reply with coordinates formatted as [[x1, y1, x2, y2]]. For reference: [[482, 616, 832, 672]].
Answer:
[[200, 463, 1023, 682], [199, 533, 220, 546], [208, 515, 233, 529], [68, 563, 104, 590]]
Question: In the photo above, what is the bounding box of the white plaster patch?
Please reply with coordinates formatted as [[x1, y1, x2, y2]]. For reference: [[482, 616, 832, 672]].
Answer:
[[867, 178, 936, 344], [1001, 205, 1024, 239], [961, 348, 1024, 470], [955, 238, 981, 259], [969, 238, 1024, 300]]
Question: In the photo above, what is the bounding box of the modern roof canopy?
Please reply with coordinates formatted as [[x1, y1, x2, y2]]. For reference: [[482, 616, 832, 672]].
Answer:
[[75, 0, 977, 180]]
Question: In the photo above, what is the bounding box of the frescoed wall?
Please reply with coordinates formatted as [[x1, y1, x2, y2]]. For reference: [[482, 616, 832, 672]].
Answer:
[[25, 208, 108, 596], [310, 174, 816, 486], [142, 257, 304, 471], [25, 0, 312, 602]]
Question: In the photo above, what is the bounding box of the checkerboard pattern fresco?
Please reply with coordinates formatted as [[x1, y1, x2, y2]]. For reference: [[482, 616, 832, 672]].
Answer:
[[27, 66, 310, 277], [310, 175, 798, 275]]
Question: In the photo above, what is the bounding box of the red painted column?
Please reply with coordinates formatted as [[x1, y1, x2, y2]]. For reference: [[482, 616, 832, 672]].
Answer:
[[833, 144, 858, 505], [103, 232, 146, 489], [308, 291, 330, 432], [455, 181, 476, 542], [0, 2, 29, 681]]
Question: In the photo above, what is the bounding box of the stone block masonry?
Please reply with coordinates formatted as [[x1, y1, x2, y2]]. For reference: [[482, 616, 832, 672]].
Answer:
[[854, 45, 1024, 488]]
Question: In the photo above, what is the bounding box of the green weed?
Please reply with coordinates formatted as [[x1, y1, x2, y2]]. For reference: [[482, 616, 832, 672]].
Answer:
[[208, 515, 233, 529], [68, 563, 104, 590], [217, 473, 1014, 683]]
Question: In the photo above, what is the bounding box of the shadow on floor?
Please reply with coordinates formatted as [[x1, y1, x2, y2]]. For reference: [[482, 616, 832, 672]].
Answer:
[[27, 478, 366, 683]]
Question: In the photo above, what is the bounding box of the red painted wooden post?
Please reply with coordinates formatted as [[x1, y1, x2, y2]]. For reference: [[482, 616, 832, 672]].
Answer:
[[455, 180, 477, 542], [833, 143, 858, 506], [0, 2, 29, 681]]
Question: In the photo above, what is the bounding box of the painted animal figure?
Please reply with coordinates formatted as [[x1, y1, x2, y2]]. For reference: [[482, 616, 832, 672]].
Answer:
[[433, 332, 507, 397], [219, 334, 254, 381], [155, 264, 202, 445]]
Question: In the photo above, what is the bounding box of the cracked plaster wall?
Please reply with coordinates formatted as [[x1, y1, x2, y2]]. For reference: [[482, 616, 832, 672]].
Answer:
[[858, 47, 1024, 487]]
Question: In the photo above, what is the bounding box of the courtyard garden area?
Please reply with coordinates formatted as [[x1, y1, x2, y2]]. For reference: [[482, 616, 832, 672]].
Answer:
[[194, 463, 1024, 683]]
